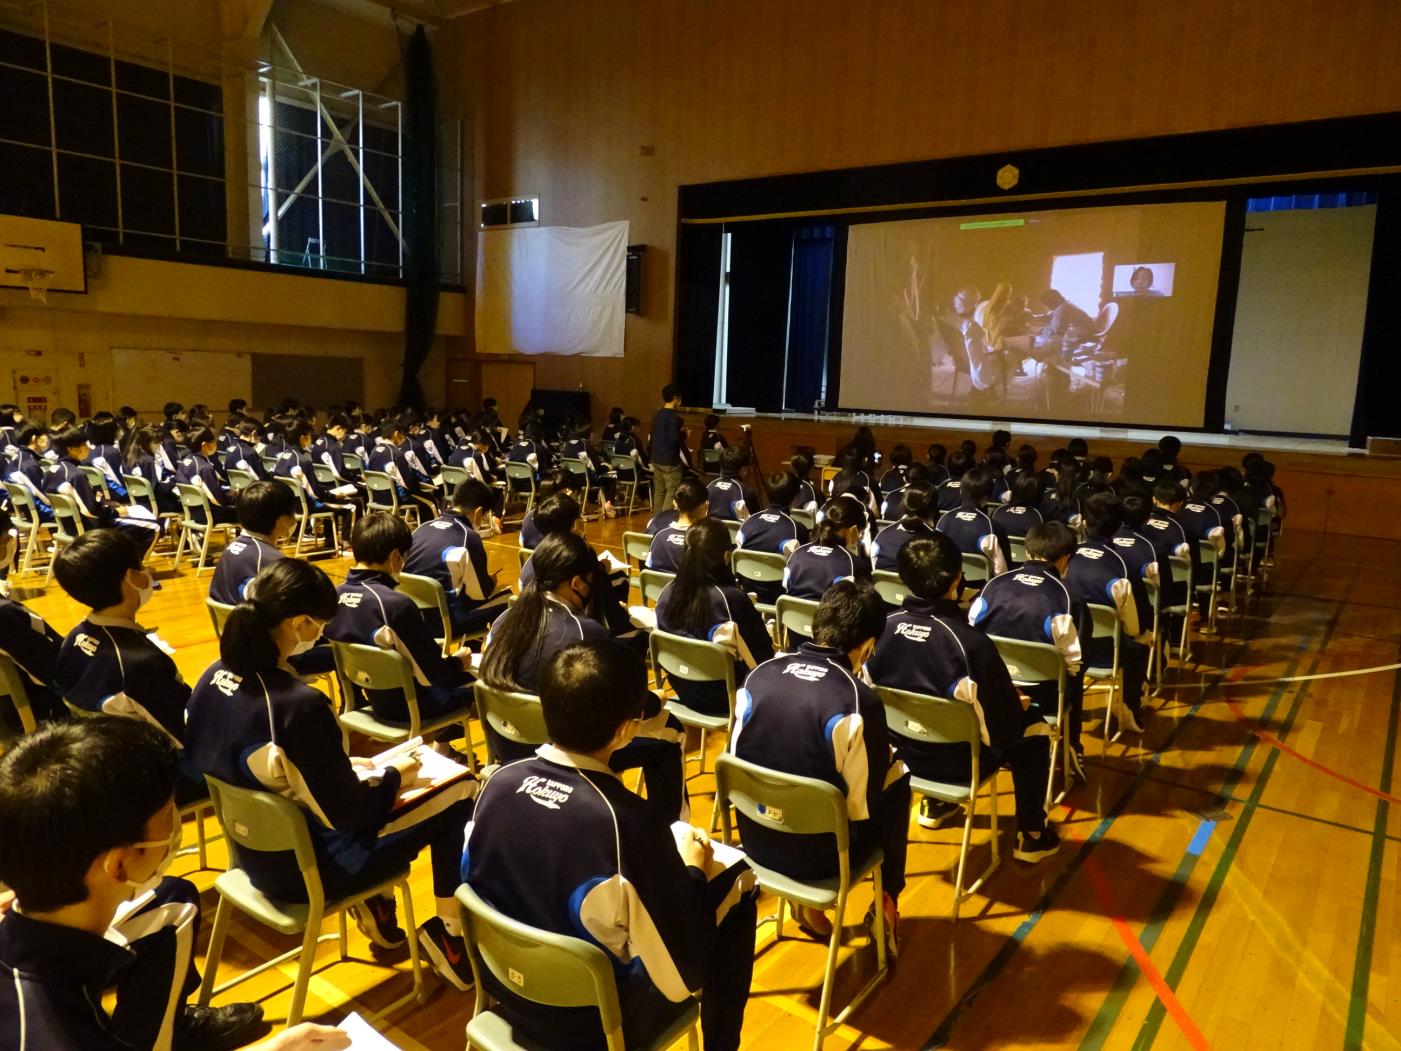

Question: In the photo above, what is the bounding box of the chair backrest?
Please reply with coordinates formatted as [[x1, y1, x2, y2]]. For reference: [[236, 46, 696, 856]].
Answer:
[[504, 462, 535, 491], [1167, 554, 1193, 588], [455, 883, 628, 1048], [701, 448, 722, 472], [731, 548, 786, 586], [226, 468, 256, 491], [3, 482, 39, 523], [207, 598, 235, 638], [311, 463, 337, 485], [621, 530, 652, 573], [472, 681, 547, 760], [278, 476, 312, 514], [961, 551, 991, 584], [174, 482, 212, 517], [560, 458, 590, 489], [331, 640, 418, 712], [204, 774, 323, 904], [78, 465, 106, 491], [1008, 535, 1028, 564], [440, 464, 468, 489], [609, 453, 636, 474], [397, 572, 453, 646], [1086, 603, 1121, 648], [363, 470, 397, 507], [649, 628, 736, 695], [0, 653, 37, 736], [790, 508, 815, 531], [871, 569, 910, 607], [715, 753, 850, 857], [1197, 539, 1219, 568], [46, 492, 85, 540], [344, 452, 365, 473], [121, 473, 158, 516], [774, 594, 819, 648], [875, 685, 980, 755], [638, 569, 673, 608], [988, 634, 1066, 688]]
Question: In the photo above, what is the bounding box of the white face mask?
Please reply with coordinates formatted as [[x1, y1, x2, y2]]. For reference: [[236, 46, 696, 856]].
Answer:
[[122, 805, 182, 896], [134, 572, 155, 609], [291, 618, 324, 655]]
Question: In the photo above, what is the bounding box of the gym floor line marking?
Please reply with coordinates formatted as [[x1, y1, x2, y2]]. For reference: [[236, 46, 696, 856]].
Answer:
[[1157, 660, 1401, 689]]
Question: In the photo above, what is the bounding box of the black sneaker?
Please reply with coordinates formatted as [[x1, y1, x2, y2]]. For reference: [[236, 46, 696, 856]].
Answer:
[[1013, 826, 1062, 863], [916, 797, 961, 830], [350, 893, 407, 949], [418, 916, 474, 991], [174, 1003, 266, 1051]]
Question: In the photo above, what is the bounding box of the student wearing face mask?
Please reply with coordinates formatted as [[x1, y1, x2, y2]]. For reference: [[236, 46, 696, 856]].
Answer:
[[184, 558, 478, 994], [0, 719, 345, 1051], [782, 497, 872, 601]]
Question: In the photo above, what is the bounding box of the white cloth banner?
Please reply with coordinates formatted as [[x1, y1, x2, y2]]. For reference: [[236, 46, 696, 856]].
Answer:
[[476, 219, 629, 357]]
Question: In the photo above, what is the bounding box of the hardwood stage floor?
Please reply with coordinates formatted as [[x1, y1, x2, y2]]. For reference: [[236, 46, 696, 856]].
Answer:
[[18, 515, 1398, 1051]]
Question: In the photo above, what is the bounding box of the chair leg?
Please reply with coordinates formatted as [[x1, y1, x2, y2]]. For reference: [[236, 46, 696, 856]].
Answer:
[[952, 800, 975, 921], [198, 896, 233, 1007], [812, 890, 847, 1051], [338, 911, 349, 959], [195, 809, 208, 869], [286, 909, 323, 1026], [398, 880, 426, 1004]]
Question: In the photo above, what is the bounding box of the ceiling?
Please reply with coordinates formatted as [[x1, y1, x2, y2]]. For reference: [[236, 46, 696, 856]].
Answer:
[[295, 0, 517, 28]]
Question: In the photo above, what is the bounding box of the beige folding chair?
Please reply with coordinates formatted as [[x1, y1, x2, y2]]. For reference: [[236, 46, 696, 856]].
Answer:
[[989, 635, 1070, 806], [455, 883, 698, 1051], [503, 463, 537, 522], [961, 550, 992, 591], [648, 628, 734, 780], [123, 473, 182, 555], [199, 776, 424, 1026], [1084, 603, 1123, 746], [472, 681, 547, 766], [172, 483, 239, 575], [871, 569, 911, 608], [0, 653, 39, 753], [206, 598, 235, 638], [622, 530, 653, 581], [610, 454, 649, 515], [774, 594, 820, 650], [42, 491, 86, 585], [3, 481, 54, 578], [638, 568, 674, 609], [364, 471, 421, 529], [715, 753, 889, 1051], [226, 468, 257, 492], [730, 549, 786, 616]]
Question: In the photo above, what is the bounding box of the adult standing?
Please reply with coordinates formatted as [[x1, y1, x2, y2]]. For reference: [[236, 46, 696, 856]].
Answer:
[[649, 384, 686, 514]]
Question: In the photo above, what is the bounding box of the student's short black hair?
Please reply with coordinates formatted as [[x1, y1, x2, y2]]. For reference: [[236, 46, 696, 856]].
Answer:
[[704, 414, 720, 430], [1082, 491, 1124, 538], [991, 429, 1012, 448], [812, 579, 886, 652], [535, 468, 575, 502], [1121, 492, 1151, 528], [162, 402, 183, 419], [673, 477, 708, 514], [1025, 521, 1077, 563], [889, 444, 912, 467], [378, 419, 404, 440], [351, 512, 413, 564], [897, 533, 962, 600], [960, 467, 992, 507], [54, 529, 143, 609], [534, 493, 582, 537], [236, 480, 298, 535], [0, 718, 178, 911], [1067, 437, 1089, 457], [15, 422, 45, 447], [1153, 478, 1186, 507], [790, 452, 813, 480], [719, 446, 746, 477], [540, 641, 651, 753], [946, 450, 972, 477], [452, 478, 497, 513], [188, 426, 216, 450], [54, 426, 89, 453], [766, 471, 799, 507], [228, 398, 247, 414], [661, 383, 678, 403], [49, 407, 77, 428], [119, 405, 137, 419], [927, 442, 947, 465], [1158, 434, 1182, 458]]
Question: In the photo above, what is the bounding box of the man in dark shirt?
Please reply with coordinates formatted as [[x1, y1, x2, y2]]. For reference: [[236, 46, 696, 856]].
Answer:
[[649, 384, 687, 515]]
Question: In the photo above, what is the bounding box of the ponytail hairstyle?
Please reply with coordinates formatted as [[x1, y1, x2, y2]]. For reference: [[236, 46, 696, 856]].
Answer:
[[789, 452, 814, 482], [814, 496, 864, 549], [220, 559, 338, 677], [666, 518, 733, 638], [899, 480, 935, 524], [480, 531, 599, 691]]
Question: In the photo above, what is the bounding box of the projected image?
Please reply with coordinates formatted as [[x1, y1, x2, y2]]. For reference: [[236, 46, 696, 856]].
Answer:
[[840, 202, 1227, 426]]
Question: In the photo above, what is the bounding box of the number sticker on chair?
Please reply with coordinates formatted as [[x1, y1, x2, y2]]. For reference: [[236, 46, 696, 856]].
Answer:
[[508, 967, 525, 987], [679, 663, 689, 675]]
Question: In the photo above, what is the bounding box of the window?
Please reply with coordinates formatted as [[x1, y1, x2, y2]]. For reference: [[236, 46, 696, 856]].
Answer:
[[480, 197, 540, 228]]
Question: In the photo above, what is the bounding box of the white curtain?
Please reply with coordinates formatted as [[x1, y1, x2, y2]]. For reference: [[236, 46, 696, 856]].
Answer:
[[476, 220, 629, 357]]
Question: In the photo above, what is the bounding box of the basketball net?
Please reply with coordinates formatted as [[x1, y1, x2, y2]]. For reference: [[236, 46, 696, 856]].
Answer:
[[16, 267, 52, 303]]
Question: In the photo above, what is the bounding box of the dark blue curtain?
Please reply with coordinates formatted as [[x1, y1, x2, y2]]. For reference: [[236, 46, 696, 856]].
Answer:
[[1247, 191, 1377, 211], [785, 225, 834, 412], [399, 26, 438, 408]]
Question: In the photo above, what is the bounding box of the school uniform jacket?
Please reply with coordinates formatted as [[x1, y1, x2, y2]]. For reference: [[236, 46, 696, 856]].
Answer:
[[878, 485, 908, 521], [313, 434, 360, 483], [403, 512, 499, 612], [0, 595, 62, 710], [464, 745, 732, 1049], [1210, 493, 1245, 551], [42, 458, 119, 531], [867, 596, 1048, 765], [645, 509, 680, 536], [870, 519, 935, 573], [991, 503, 1043, 541], [273, 447, 349, 509], [483, 594, 610, 693], [1110, 526, 1161, 593], [1179, 499, 1228, 557], [936, 478, 963, 512], [174, 453, 233, 512], [783, 540, 870, 600], [6, 447, 52, 516], [409, 432, 445, 473], [227, 438, 272, 480], [654, 577, 774, 674], [1144, 507, 1201, 603], [85, 442, 128, 501], [208, 532, 283, 605], [936, 506, 1010, 575], [508, 438, 543, 472], [877, 465, 909, 497], [736, 505, 808, 555], [969, 560, 1083, 674], [367, 441, 434, 501], [53, 615, 190, 742], [447, 444, 496, 485], [791, 479, 818, 513], [646, 522, 688, 572], [1065, 537, 1151, 648], [706, 477, 752, 521], [614, 433, 649, 476]]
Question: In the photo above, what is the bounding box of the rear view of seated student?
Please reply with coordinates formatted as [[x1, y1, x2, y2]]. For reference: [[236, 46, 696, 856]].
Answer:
[[699, 413, 729, 453], [936, 468, 1010, 577], [879, 461, 928, 520], [736, 472, 810, 558], [707, 447, 754, 521], [788, 452, 820, 512], [480, 534, 685, 818], [0, 719, 334, 1051], [403, 478, 512, 637], [184, 558, 477, 991], [367, 418, 440, 519], [325, 513, 476, 735], [871, 480, 937, 572], [878, 444, 913, 499], [1066, 493, 1153, 733], [784, 497, 872, 600], [867, 535, 1058, 861], [969, 521, 1086, 770], [656, 519, 774, 718], [731, 580, 910, 952], [465, 640, 756, 1051], [44, 428, 160, 554], [225, 421, 270, 478], [936, 450, 972, 511], [273, 421, 356, 551], [0, 508, 65, 724], [6, 422, 54, 522], [925, 442, 950, 485], [208, 481, 301, 605], [991, 473, 1045, 556], [647, 477, 708, 571], [448, 428, 500, 487], [1177, 473, 1228, 613], [173, 427, 238, 526], [519, 469, 576, 549], [313, 413, 363, 487], [559, 421, 619, 518]]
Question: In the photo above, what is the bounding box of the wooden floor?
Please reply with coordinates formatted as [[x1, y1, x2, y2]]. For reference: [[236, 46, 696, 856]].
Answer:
[[18, 514, 1400, 1051]]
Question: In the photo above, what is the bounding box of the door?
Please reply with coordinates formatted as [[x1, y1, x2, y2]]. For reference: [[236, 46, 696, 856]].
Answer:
[[480, 360, 536, 431]]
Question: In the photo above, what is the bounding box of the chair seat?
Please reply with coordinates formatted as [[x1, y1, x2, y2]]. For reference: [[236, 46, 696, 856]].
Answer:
[[664, 699, 729, 732], [908, 772, 989, 806], [466, 1000, 699, 1051], [338, 701, 475, 743], [743, 841, 884, 910], [212, 865, 410, 936], [1084, 666, 1117, 681]]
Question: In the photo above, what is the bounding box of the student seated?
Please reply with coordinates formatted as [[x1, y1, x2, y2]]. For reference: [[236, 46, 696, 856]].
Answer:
[[936, 468, 1010, 578], [171, 426, 237, 526], [871, 480, 937, 572], [184, 558, 476, 991], [706, 447, 755, 522], [465, 641, 755, 1051], [313, 413, 363, 487], [209, 481, 299, 605], [784, 497, 872, 600], [655, 519, 774, 718], [0, 508, 65, 724], [1066, 493, 1153, 734], [879, 461, 928, 520], [447, 428, 500, 487], [44, 428, 160, 554], [736, 472, 810, 558], [7, 422, 55, 522], [612, 416, 651, 484], [403, 479, 512, 637], [480, 533, 685, 819], [123, 425, 181, 515], [867, 534, 1058, 861], [85, 414, 130, 502], [272, 422, 356, 549], [788, 452, 819, 512], [519, 469, 576, 549], [519, 495, 634, 635], [646, 477, 708, 571], [0, 719, 344, 1051], [877, 444, 913, 499], [731, 579, 910, 953], [366, 418, 440, 519], [935, 451, 973, 511], [699, 413, 729, 453], [559, 422, 619, 518], [1144, 477, 1199, 638], [324, 513, 476, 734], [991, 473, 1045, 557], [969, 521, 1086, 771]]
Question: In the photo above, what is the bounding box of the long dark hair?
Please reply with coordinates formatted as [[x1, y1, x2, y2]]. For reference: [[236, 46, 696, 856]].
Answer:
[[121, 424, 159, 463], [665, 519, 732, 637], [814, 497, 864, 548], [221, 559, 338, 677], [481, 532, 599, 691]]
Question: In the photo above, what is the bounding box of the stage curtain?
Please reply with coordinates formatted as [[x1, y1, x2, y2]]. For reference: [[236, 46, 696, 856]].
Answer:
[[399, 25, 439, 407], [786, 225, 835, 412]]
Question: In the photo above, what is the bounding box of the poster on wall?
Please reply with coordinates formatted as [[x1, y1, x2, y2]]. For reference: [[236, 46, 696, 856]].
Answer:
[[11, 370, 60, 421]]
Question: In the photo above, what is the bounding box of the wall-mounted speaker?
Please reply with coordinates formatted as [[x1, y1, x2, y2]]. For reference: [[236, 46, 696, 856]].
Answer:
[[626, 244, 647, 314]]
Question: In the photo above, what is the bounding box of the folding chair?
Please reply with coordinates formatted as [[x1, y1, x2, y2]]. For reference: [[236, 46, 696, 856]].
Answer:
[[396, 570, 498, 654], [649, 628, 735, 781], [226, 468, 257, 492], [455, 883, 699, 1051], [715, 754, 889, 1051], [363, 471, 421, 529], [206, 598, 235, 638], [1084, 603, 1123, 746], [42, 492, 85, 586], [790, 508, 816, 532], [78, 464, 107, 493], [621, 530, 653, 581], [277, 477, 344, 557], [638, 568, 674, 609], [0, 653, 39, 752], [343, 453, 366, 474], [1008, 535, 1028, 565], [730, 549, 786, 616], [3, 481, 54, 578], [700, 447, 722, 478], [871, 569, 911, 608], [123, 473, 182, 547], [610, 454, 649, 515], [989, 635, 1070, 806], [173, 484, 239, 575], [1195, 540, 1223, 632], [472, 681, 547, 766], [199, 776, 424, 1026], [875, 685, 1000, 919], [438, 464, 469, 502], [503, 463, 537, 522], [560, 458, 596, 520], [774, 594, 819, 650], [960, 551, 993, 592]]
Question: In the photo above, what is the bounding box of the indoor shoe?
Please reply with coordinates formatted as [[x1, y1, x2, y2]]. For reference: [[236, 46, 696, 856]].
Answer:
[[1013, 826, 1062, 863], [349, 892, 407, 949], [418, 917, 474, 991], [174, 1003, 265, 1051]]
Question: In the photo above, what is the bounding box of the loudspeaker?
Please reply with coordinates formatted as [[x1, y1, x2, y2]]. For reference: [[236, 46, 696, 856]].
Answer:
[[626, 244, 647, 314]]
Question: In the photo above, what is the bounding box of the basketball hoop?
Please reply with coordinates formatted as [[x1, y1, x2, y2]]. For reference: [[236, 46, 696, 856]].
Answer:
[[15, 267, 53, 303]]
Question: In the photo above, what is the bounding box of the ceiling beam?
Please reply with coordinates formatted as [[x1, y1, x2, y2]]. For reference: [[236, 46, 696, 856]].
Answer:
[[348, 0, 446, 28]]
